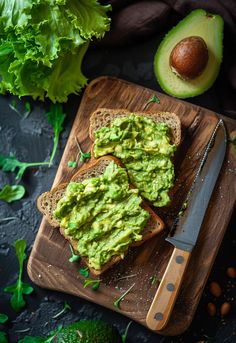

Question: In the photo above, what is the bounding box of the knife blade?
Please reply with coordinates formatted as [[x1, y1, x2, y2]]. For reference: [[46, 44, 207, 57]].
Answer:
[[146, 119, 227, 331]]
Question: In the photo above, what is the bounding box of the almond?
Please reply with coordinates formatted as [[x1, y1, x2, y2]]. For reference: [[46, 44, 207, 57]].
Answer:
[[209, 281, 221, 297], [226, 267, 236, 279], [207, 302, 216, 317], [220, 302, 231, 317]]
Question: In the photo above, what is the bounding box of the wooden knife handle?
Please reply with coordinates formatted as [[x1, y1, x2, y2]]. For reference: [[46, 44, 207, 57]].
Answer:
[[146, 248, 191, 331]]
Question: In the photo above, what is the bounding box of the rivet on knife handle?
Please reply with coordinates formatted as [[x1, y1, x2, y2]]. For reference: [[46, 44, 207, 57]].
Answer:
[[146, 248, 191, 331]]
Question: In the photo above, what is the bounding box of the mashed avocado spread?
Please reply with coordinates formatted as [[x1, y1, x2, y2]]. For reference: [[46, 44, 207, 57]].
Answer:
[[94, 115, 176, 207], [54, 161, 149, 270]]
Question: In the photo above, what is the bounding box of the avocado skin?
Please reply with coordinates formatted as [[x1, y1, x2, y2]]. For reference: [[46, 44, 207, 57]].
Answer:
[[52, 320, 122, 343], [154, 9, 224, 99]]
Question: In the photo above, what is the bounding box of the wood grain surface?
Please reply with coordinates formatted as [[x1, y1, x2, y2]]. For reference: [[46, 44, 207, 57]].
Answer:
[[28, 76, 236, 336]]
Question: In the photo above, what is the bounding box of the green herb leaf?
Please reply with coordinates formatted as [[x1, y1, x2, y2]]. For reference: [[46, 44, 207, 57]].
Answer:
[[24, 102, 31, 118], [46, 104, 66, 166], [122, 321, 132, 343], [67, 160, 77, 168], [78, 267, 89, 278], [9, 100, 21, 117], [52, 301, 71, 319], [0, 331, 8, 343], [0, 154, 50, 180], [83, 279, 101, 291], [143, 95, 161, 110], [150, 276, 158, 286], [0, 314, 8, 324], [44, 325, 63, 343], [9, 100, 31, 118], [113, 283, 135, 309], [4, 239, 34, 312], [75, 137, 91, 163], [80, 152, 91, 163], [68, 244, 80, 263], [0, 185, 25, 203], [18, 325, 63, 343]]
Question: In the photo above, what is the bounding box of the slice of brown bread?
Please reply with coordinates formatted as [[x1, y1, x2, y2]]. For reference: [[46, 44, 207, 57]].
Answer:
[[89, 108, 181, 146], [37, 156, 164, 276]]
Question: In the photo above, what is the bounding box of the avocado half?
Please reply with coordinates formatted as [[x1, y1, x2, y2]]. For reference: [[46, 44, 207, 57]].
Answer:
[[154, 9, 224, 98]]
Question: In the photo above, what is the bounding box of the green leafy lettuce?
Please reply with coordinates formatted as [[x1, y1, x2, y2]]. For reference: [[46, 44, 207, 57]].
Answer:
[[0, 0, 111, 102]]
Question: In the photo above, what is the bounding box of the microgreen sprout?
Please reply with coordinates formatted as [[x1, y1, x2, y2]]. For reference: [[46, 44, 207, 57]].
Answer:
[[18, 325, 63, 343], [9, 100, 31, 118], [122, 321, 132, 343], [78, 267, 89, 278], [143, 95, 160, 110], [68, 244, 80, 263], [4, 239, 34, 312], [113, 283, 135, 309], [52, 301, 71, 319], [24, 102, 31, 118], [46, 103, 66, 166], [150, 275, 158, 286], [67, 160, 77, 168], [75, 137, 91, 162], [83, 279, 101, 291]]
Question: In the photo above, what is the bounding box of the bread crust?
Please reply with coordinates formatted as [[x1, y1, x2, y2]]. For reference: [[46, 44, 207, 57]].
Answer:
[[37, 156, 165, 275]]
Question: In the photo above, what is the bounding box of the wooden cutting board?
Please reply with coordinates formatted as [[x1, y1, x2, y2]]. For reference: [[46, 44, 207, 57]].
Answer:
[[28, 76, 236, 336]]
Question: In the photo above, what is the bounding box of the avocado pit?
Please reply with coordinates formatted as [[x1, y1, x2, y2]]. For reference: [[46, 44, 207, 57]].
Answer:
[[169, 36, 209, 80]]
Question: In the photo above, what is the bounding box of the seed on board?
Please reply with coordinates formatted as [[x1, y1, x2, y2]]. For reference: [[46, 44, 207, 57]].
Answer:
[[209, 281, 222, 297], [226, 267, 236, 279], [207, 302, 216, 317], [220, 302, 231, 317]]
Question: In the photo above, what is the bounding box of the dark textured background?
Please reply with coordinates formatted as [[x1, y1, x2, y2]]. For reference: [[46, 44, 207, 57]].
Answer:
[[1, 5, 236, 343]]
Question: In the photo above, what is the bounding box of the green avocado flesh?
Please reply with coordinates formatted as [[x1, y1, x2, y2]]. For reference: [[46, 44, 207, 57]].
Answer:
[[54, 161, 149, 270], [94, 115, 176, 207], [154, 9, 224, 98], [53, 320, 122, 343]]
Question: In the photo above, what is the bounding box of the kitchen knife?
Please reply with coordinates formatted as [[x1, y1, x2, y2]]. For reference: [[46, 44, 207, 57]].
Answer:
[[146, 119, 227, 331]]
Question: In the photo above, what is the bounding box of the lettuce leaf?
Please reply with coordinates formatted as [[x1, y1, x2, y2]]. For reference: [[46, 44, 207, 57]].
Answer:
[[0, 0, 111, 102]]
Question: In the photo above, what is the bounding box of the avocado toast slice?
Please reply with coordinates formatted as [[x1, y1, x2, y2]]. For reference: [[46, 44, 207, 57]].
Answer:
[[89, 109, 181, 207], [37, 156, 164, 276]]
